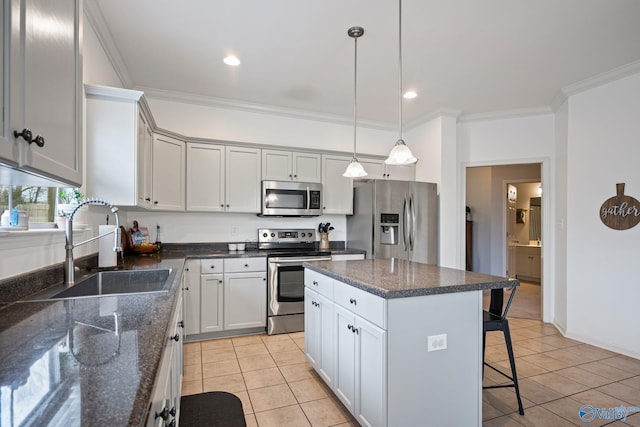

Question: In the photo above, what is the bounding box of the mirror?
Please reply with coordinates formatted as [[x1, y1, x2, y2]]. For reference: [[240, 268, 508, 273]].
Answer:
[[529, 197, 541, 240]]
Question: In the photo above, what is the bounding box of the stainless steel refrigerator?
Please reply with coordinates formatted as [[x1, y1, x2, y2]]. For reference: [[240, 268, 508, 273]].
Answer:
[[347, 179, 438, 264]]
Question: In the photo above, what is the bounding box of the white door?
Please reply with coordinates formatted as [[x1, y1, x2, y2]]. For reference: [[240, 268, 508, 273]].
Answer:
[[318, 293, 335, 386], [293, 152, 322, 183], [200, 274, 224, 333], [224, 273, 267, 329], [322, 155, 354, 214], [356, 317, 387, 427], [225, 146, 261, 212], [333, 304, 356, 412], [152, 135, 185, 210], [506, 184, 517, 278], [186, 143, 225, 211], [182, 260, 202, 336], [304, 288, 321, 368]]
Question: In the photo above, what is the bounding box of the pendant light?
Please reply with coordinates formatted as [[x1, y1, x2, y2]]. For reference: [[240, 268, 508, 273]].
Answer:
[[385, 0, 417, 165], [343, 26, 368, 178]]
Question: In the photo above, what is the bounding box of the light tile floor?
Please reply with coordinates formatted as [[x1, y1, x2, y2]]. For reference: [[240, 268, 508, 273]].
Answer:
[[182, 320, 640, 426]]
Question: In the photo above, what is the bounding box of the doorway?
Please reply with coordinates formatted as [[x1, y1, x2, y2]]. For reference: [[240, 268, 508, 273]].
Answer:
[[465, 163, 542, 320]]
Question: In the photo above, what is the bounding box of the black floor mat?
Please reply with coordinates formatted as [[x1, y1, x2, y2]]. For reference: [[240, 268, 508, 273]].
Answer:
[[180, 391, 246, 427]]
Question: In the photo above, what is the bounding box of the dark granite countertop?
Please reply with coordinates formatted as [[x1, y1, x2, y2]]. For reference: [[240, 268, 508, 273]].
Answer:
[[0, 256, 185, 427], [304, 258, 518, 299], [0, 244, 365, 426]]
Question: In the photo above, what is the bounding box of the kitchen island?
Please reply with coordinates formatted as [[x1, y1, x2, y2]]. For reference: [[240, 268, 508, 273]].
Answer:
[[303, 258, 518, 427]]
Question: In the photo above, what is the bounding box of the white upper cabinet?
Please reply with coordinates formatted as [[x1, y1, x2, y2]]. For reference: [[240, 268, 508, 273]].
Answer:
[[360, 157, 415, 181], [322, 155, 353, 215], [187, 144, 261, 213], [186, 143, 225, 212], [1, 0, 82, 185], [85, 85, 152, 207], [151, 134, 185, 211], [226, 146, 261, 213], [262, 149, 321, 183]]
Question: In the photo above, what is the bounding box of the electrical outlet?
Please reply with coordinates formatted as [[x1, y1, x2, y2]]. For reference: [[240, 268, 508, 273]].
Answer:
[[427, 334, 447, 352], [231, 225, 239, 235]]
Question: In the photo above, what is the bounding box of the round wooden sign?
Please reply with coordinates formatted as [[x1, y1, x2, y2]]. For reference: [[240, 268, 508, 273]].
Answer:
[[600, 183, 640, 230]]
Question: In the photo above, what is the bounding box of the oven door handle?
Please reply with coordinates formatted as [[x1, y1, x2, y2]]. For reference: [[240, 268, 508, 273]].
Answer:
[[269, 257, 332, 264]]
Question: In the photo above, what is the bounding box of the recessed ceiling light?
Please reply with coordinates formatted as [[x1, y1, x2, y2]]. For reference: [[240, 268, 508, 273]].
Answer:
[[403, 91, 417, 99], [223, 55, 240, 66]]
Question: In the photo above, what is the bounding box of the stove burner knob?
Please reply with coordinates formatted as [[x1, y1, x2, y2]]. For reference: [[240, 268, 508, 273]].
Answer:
[[271, 233, 275, 237], [262, 233, 268, 238], [301, 232, 306, 237]]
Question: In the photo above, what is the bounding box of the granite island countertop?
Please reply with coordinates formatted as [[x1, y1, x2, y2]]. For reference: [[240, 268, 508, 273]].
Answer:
[[0, 256, 185, 427], [304, 258, 518, 299]]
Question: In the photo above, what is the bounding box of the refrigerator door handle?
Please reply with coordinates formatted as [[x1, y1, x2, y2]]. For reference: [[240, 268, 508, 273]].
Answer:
[[402, 196, 408, 251], [409, 194, 416, 250]]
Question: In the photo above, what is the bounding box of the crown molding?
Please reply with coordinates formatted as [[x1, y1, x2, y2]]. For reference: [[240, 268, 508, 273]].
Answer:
[[404, 107, 462, 129], [561, 59, 640, 97], [83, 2, 133, 88], [84, 84, 143, 101], [458, 107, 553, 123], [137, 86, 396, 131]]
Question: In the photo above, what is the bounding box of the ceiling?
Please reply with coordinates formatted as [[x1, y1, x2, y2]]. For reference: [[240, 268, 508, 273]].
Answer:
[[89, 0, 640, 127]]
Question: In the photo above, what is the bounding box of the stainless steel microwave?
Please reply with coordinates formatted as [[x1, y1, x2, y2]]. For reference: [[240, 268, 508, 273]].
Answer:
[[260, 180, 323, 217]]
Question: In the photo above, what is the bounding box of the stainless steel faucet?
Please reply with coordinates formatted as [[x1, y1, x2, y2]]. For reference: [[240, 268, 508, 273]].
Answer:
[[65, 199, 122, 285]]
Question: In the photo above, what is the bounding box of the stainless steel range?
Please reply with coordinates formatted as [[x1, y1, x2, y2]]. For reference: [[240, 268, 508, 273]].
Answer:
[[260, 228, 331, 335]]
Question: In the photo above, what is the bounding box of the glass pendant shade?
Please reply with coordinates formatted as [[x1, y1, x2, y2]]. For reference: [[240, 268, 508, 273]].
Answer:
[[343, 158, 368, 177], [385, 138, 417, 165]]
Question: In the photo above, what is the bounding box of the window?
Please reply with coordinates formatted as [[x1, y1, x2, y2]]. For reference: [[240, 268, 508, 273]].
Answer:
[[0, 185, 58, 223]]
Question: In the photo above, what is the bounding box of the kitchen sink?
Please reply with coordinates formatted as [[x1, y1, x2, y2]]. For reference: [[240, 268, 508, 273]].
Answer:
[[21, 268, 173, 301]]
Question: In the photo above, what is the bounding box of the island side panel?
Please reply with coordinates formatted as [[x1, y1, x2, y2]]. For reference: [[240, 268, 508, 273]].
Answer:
[[387, 290, 483, 427]]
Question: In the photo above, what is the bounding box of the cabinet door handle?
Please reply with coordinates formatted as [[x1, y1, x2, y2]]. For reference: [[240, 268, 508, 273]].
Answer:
[[347, 324, 353, 331], [171, 334, 180, 342], [349, 298, 357, 305], [145, 197, 151, 202], [13, 128, 33, 143], [178, 321, 184, 328], [244, 264, 249, 267], [312, 280, 318, 286], [218, 279, 223, 283], [210, 265, 216, 269], [155, 407, 170, 420], [154, 201, 158, 205]]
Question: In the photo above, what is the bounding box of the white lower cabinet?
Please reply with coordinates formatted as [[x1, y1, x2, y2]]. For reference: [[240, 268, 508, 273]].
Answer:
[[224, 272, 267, 329], [334, 304, 387, 427], [147, 290, 183, 427], [304, 288, 335, 387], [183, 257, 266, 338], [305, 270, 387, 427], [182, 260, 201, 336], [201, 273, 224, 332]]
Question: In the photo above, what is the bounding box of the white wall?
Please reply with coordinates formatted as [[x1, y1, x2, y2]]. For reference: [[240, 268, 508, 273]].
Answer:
[[566, 72, 640, 357], [457, 114, 554, 322], [554, 101, 569, 331], [465, 167, 492, 273]]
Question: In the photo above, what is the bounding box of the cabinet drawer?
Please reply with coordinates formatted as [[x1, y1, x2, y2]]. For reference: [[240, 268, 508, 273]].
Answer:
[[201, 259, 224, 274], [224, 257, 266, 273], [334, 280, 386, 329], [305, 269, 334, 299]]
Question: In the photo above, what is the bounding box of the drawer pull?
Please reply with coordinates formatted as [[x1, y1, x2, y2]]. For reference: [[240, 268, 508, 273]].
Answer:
[[349, 298, 357, 305], [313, 280, 318, 286], [210, 265, 216, 269], [244, 264, 249, 267], [171, 334, 180, 342]]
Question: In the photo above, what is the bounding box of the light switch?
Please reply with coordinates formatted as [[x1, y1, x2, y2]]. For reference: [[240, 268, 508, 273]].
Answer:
[[427, 334, 447, 352]]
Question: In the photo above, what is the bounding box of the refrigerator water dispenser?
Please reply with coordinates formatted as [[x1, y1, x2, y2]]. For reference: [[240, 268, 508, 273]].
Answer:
[[380, 213, 399, 245]]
